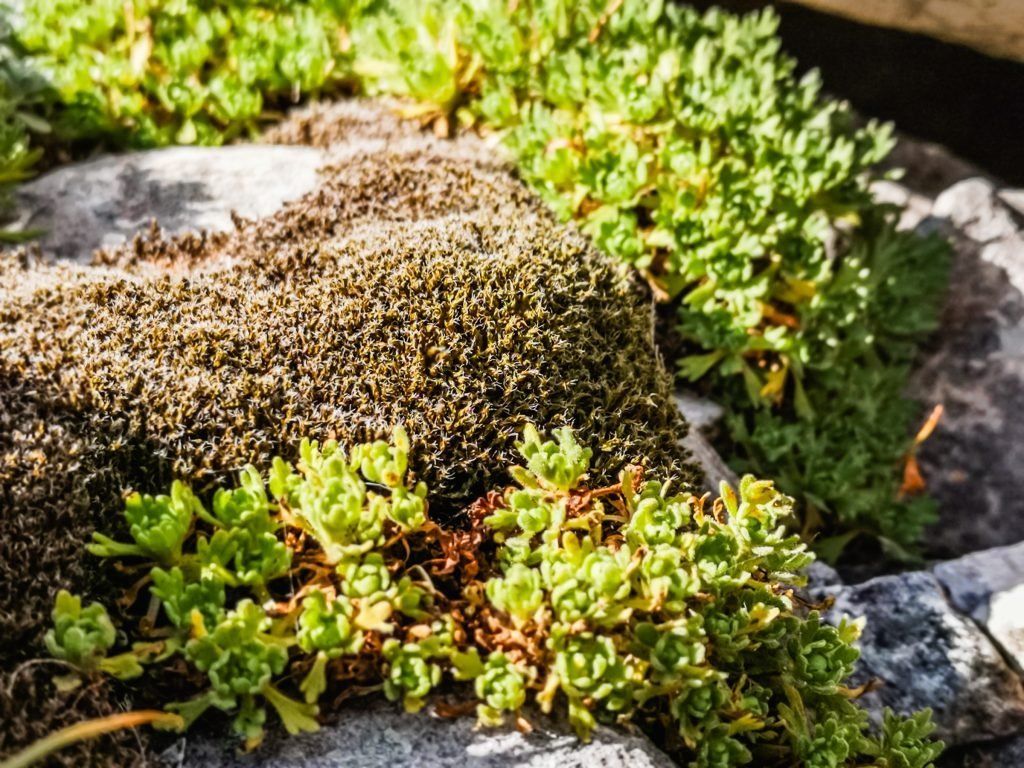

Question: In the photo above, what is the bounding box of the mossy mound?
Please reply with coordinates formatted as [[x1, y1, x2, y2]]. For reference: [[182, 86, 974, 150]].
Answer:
[[0, 102, 693, 764]]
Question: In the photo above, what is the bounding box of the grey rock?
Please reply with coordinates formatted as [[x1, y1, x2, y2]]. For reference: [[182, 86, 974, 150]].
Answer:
[[933, 541, 1024, 621], [171, 701, 675, 768], [805, 560, 842, 588], [999, 188, 1024, 219], [884, 136, 982, 198], [680, 428, 737, 493], [673, 390, 725, 432], [673, 391, 737, 492], [988, 584, 1024, 675], [815, 570, 1024, 745], [907, 178, 1024, 556], [9, 145, 326, 263], [933, 541, 1024, 673], [871, 179, 934, 230]]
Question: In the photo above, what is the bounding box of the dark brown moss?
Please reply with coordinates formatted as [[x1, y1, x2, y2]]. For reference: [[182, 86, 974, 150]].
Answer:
[[0, 102, 694, 762]]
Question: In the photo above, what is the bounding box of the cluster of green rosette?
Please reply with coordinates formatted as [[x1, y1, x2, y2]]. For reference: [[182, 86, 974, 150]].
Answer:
[[49, 427, 941, 766], [7, 0, 950, 555]]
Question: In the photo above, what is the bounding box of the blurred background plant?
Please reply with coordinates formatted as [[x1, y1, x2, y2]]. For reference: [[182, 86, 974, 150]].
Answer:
[[0, 5, 50, 241]]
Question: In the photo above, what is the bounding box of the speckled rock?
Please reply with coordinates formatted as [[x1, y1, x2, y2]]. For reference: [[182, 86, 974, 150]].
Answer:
[[8, 145, 326, 262], [815, 570, 1024, 744], [171, 702, 675, 768], [906, 177, 1024, 556], [933, 542, 1024, 672]]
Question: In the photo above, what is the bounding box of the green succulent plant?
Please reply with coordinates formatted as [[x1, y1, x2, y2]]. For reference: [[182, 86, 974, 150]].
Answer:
[[382, 639, 445, 714], [474, 652, 529, 727], [296, 588, 364, 703], [151, 566, 226, 632], [14, 0, 362, 147], [44, 589, 143, 683], [50, 429, 944, 762], [88, 480, 198, 564], [174, 599, 318, 747], [44, 590, 117, 673]]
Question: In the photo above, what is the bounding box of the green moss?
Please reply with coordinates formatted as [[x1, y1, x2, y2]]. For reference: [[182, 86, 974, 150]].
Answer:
[[0, 114, 691, 694]]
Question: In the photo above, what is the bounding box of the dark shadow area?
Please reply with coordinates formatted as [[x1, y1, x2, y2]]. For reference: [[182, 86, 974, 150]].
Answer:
[[690, 1, 1024, 185]]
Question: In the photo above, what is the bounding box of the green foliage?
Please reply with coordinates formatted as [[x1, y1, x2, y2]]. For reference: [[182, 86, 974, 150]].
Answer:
[[15, 0, 363, 147], [474, 652, 529, 726], [90, 480, 199, 564], [515, 424, 593, 492], [0, 9, 50, 239], [44, 590, 117, 673], [875, 709, 946, 768], [151, 566, 226, 631], [347, 0, 950, 553], [50, 426, 942, 766], [11, 0, 951, 554], [44, 589, 143, 682]]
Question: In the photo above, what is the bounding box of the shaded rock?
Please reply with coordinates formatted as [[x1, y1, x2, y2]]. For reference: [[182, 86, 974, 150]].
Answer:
[[672, 391, 724, 432], [8, 145, 326, 262], [907, 178, 1024, 556], [173, 702, 675, 768], [884, 137, 984, 199], [782, 0, 1024, 62], [805, 560, 842, 588], [816, 570, 1024, 744], [943, 732, 1024, 768]]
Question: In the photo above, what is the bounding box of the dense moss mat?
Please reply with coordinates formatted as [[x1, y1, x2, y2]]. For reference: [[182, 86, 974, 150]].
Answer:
[[0, 105, 693, 764]]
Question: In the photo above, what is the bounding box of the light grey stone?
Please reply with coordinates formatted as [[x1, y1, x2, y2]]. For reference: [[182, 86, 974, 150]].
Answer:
[[933, 541, 1024, 673], [999, 188, 1024, 219], [170, 701, 675, 768], [907, 178, 1024, 556], [681, 428, 738, 494], [815, 571, 1024, 745], [988, 584, 1024, 675], [672, 391, 736, 492], [8, 144, 326, 263], [805, 560, 842, 588], [932, 541, 1024, 621], [673, 390, 725, 432], [871, 179, 934, 229]]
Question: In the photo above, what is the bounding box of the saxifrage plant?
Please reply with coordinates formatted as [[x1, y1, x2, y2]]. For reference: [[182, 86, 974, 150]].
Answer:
[[13, 0, 363, 148], [12, 0, 951, 556], [47, 425, 943, 766]]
